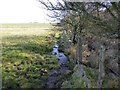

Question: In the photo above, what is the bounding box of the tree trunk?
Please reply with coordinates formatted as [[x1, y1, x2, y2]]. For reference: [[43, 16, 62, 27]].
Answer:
[[72, 26, 77, 44], [77, 35, 82, 64]]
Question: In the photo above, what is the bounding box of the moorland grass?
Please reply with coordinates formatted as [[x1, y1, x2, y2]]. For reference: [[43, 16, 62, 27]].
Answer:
[[1, 23, 60, 89]]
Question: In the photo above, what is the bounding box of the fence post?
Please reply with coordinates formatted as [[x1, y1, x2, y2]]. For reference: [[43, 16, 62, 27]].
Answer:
[[76, 34, 85, 77], [98, 45, 105, 88]]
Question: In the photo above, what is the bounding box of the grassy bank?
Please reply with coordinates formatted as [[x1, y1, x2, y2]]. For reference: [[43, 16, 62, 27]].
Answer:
[[1, 23, 60, 89]]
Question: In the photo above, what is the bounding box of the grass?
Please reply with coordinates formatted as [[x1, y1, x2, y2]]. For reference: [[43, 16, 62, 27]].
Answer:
[[0, 23, 53, 28], [1, 23, 60, 89]]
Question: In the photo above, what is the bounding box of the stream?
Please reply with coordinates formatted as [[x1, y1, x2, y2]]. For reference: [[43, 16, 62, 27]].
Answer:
[[52, 43, 68, 65], [46, 43, 70, 88]]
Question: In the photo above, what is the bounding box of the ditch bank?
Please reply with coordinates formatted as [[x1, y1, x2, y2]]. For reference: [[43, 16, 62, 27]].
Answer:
[[46, 43, 71, 88]]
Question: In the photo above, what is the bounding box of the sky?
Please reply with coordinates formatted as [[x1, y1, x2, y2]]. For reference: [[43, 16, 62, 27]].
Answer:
[[0, 0, 52, 23]]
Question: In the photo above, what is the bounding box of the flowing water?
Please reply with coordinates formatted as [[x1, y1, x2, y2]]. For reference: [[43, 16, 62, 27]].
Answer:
[[46, 43, 70, 88], [52, 43, 68, 65]]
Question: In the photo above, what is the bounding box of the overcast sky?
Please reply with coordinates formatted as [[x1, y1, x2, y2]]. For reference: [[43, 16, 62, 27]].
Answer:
[[0, 0, 52, 23]]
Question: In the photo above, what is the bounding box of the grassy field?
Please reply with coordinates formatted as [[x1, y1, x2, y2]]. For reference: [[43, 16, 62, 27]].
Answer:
[[1, 23, 53, 28], [1, 23, 60, 89]]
